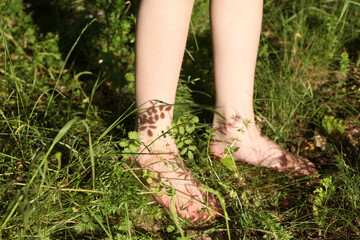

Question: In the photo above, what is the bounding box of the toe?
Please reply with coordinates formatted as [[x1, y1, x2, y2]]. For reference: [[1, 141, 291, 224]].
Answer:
[[289, 163, 318, 177], [302, 167, 318, 176], [298, 158, 318, 175], [189, 214, 199, 221], [200, 211, 210, 220], [208, 197, 223, 218]]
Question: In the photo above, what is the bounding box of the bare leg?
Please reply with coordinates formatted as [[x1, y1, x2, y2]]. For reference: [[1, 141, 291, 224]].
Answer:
[[135, 0, 221, 220], [210, 0, 317, 175]]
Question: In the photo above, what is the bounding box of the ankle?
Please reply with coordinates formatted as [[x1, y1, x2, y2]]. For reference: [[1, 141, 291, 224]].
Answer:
[[137, 100, 174, 141], [213, 112, 256, 136]]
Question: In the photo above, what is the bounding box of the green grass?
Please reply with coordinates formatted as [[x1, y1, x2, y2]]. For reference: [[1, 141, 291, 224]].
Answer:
[[1, 0, 360, 239]]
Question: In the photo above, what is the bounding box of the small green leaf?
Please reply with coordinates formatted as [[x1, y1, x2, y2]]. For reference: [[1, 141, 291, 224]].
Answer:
[[119, 141, 129, 147], [151, 182, 164, 196], [179, 126, 185, 135], [188, 145, 197, 151], [177, 141, 184, 149], [191, 116, 199, 123], [184, 139, 192, 145], [221, 154, 236, 172], [129, 143, 138, 152], [82, 213, 90, 222], [188, 151, 194, 160], [128, 131, 139, 140], [125, 72, 135, 82], [166, 225, 176, 233], [322, 116, 335, 134], [123, 148, 131, 153], [150, 172, 159, 178], [322, 115, 345, 134], [180, 147, 188, 155], [335, 119, 345, 134], [88, 221, 96, 231], [186, 124, 195, 133], [146, 177, 153, 184], [167, 126, 173, 135], [121, 148, 132, 159], [74, 223, 86, 233]]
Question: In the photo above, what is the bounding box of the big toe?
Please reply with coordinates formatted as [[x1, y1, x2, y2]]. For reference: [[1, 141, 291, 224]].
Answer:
[[197, 193, 223, 220], [296, 157, 318, 175], [286, 159, 318, 177], [299, 165, 318, 176], [177, 193, 222, 221]]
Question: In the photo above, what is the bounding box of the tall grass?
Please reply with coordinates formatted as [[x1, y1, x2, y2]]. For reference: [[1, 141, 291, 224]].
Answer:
[[1, 0, 359, 239]]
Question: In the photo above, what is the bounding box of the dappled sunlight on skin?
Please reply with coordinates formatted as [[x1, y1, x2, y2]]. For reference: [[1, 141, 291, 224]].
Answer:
[[138, 101, 173, 137], [211, 114, 318, 176], [134, 137, 222, 221]]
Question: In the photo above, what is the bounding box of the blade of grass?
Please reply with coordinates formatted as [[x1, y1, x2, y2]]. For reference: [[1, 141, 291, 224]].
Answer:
[[0, 152, 21, 161], [0, 194, 24, 237], [125, 203, 132, 239], [81, 120, 96, 190], [86, 207, 113, 239], [27, 118, 78, 189], [199, 186, 231, 240], [0, 27, 27, 116], [86, 73, 107, 120], [170, 195, 185, 239], [95, 101, 136, 144], [13, 182, 104, 194]]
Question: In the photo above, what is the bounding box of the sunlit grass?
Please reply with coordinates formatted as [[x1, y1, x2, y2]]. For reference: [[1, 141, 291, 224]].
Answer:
[[0, 0, 359, 239]]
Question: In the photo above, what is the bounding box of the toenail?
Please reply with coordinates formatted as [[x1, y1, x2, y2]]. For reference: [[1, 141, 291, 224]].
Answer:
[[190, 214, 198, 221]]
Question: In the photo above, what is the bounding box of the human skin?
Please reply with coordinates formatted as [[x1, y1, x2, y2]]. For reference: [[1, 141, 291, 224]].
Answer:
[[134, 0, 317, 221]]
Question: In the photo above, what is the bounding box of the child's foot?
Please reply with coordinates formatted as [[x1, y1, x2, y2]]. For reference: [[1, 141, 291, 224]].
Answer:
[[211, 113, 318, 176], [135, 136, 222, 221]]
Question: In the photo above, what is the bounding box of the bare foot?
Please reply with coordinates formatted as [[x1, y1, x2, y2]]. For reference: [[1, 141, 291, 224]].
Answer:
[[211, 114, 318, 176], [135, 136, 222, 221]]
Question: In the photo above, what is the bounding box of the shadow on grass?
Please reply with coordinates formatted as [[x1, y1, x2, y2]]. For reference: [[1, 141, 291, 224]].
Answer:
[[23, 0, 138, 129]]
